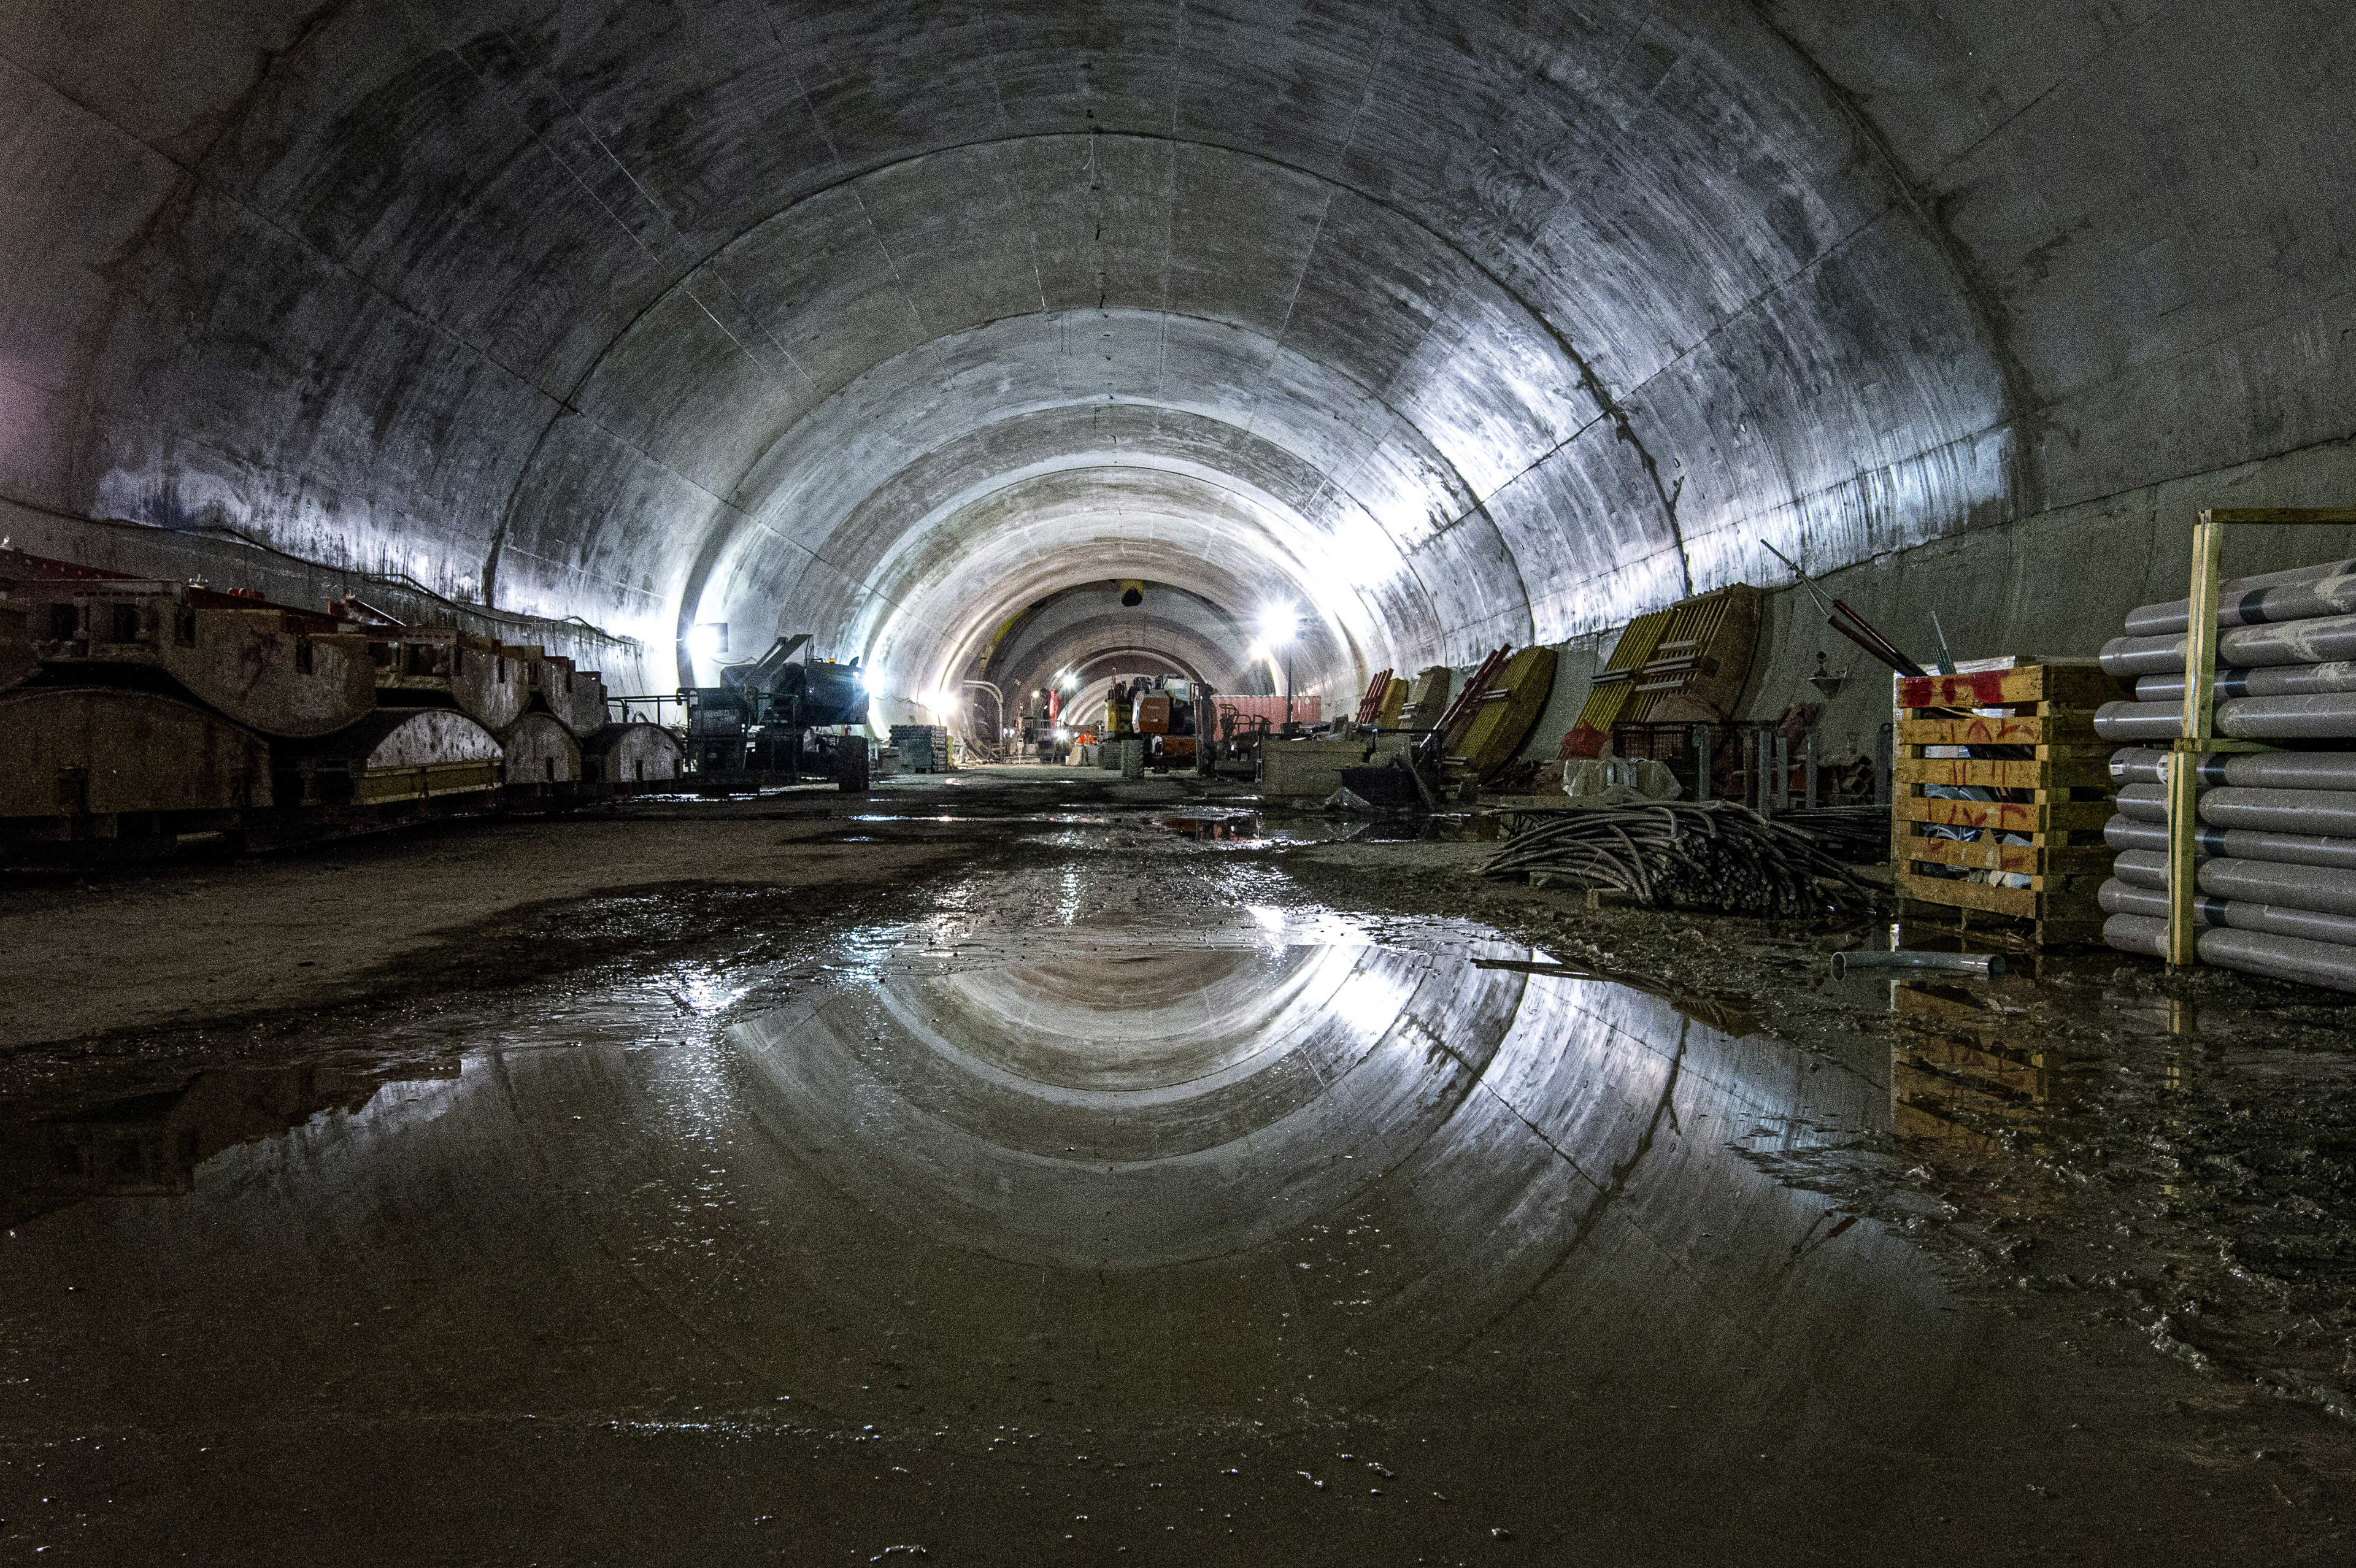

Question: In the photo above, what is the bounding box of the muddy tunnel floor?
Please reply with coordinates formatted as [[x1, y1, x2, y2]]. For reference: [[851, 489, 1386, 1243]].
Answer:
[[3, 768, 2355, 1564]]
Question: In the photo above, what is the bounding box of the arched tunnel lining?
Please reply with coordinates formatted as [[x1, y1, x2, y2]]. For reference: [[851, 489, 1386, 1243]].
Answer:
[[3, 2, 2353, 729], [9, 10, 2356, 1549]]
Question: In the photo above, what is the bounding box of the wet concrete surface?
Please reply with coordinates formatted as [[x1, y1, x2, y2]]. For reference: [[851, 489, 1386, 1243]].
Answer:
[[3, 771, 2354, 1562]]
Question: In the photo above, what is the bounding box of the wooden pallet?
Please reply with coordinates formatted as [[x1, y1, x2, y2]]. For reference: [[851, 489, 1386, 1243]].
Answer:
[[1890, 662, 2130, 947]]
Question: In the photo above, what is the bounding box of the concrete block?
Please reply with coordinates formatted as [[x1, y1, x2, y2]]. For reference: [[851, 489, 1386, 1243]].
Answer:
[[1259, 738, 1372, 798]]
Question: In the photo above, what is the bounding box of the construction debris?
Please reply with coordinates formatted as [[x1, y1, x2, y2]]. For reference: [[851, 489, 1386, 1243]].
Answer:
[[1479, 801, 1882, 917]]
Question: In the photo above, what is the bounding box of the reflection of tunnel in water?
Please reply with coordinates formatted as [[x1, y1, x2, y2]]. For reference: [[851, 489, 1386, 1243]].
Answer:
[[9, 869, 2289, 1563], [0, 910, 1941, 1444], [665, 924, 1922, 1425]]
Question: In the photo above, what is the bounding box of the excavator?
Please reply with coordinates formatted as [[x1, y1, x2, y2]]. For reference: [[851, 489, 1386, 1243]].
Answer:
[[1106, 673, 1206, 772]]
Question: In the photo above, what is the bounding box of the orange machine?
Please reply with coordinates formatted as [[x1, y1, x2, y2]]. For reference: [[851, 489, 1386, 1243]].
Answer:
[[1111, 675, 1206, 772]]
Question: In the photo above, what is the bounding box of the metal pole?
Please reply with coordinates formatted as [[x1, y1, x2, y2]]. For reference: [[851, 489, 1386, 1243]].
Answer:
[[1803, 732, 1819, 809], [1875, 721, 1892, 806], [2168, 510, 2224, 969], [1772, 733, 1788, 815], [1693, 724, 1712, 804]]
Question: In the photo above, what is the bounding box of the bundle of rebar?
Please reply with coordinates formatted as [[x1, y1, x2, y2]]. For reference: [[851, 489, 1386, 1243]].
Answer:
[[2096, 553, 2356, 993], [1767, 804, 1890, 864], [1480, 801, 1881, 917]]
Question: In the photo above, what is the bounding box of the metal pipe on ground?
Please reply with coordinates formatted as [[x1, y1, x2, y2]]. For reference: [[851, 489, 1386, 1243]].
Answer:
[[2114, 780, 2356, 838], [1830, 949, 2004, 977], [2104, 813, 2356, 872], [2100, 612, 2356, 676], [2112, 847, 2356, 918], [2104, 912, 2356, 994], [2126, 563, 2356, 635], [2108, 747, 2356, 791], [2135, 660, 2356, 702], [2100, 878, 2356, 949], [2095, 692, 2356, 741], [2119, 571, 2356, 637]]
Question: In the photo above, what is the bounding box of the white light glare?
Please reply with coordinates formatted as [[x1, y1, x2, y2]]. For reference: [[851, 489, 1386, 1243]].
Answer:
[[685, 623, 726, 660], [919, 688, 957, 715], [1257, 607, 1299, 647]]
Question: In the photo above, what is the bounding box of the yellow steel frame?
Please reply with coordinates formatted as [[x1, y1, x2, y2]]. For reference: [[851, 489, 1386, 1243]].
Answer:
[[2165, 508, 2356, 966]]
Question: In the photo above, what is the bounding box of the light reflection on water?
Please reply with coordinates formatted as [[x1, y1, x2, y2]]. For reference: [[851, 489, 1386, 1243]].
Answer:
[[0, 877, 1930, 1456]]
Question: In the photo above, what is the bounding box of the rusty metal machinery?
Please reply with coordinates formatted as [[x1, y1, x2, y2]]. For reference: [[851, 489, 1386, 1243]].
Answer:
[[0, 599, 34, 694], [582, 722, 682, 786], [0, 546, 677, 860], [277, 709, 504, 807], [14, 570, 375, 738], [503, 712, 583, 786], [505, 644, 610, 737], [0, 686, 273, 823], [366, 627, 528, 732]]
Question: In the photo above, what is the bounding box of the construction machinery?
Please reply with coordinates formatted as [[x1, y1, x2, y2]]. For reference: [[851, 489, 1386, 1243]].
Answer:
[[683, 635, 866, 780], [0, 546, 678, 863], [1111, 674, 1209, 772]]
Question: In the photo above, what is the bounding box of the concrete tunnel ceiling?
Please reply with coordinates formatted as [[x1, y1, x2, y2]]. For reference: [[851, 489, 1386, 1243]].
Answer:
[[10, 3, 2350, 709]]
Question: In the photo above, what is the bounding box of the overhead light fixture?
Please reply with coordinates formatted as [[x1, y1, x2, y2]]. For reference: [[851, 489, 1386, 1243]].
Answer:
[[685, 622, 727, 659], [1257, 607, 1298, 647]]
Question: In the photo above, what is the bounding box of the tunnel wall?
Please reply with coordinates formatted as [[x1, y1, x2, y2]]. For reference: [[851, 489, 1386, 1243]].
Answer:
[[4, 4, 2352, 704]]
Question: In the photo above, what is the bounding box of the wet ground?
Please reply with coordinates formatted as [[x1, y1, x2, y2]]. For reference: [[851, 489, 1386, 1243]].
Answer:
[[2, 767, 2354, 1563]]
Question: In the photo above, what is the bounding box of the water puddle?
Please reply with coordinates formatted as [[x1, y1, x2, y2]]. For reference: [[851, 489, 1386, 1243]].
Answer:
[[0, 878, 1933, 1435], [7, 838, 2349, 1561], [1161, 813, 1266, 841]]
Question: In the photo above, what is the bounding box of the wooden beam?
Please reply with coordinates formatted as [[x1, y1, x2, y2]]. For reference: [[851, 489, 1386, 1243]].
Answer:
[[2198, 509, 2356, 524], [2171, 512, 2225, 966]]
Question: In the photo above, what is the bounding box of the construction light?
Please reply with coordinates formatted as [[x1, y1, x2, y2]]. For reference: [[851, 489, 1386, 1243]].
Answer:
[[685, 622, 727, 659], [1257, 607, 1298, 647]]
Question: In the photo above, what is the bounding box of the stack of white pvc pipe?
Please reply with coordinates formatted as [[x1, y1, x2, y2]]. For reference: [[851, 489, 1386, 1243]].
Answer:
[[2095, 562, 2356, 742], [2104, 748, 2356, 990], [2096, 556, 2356, 991]]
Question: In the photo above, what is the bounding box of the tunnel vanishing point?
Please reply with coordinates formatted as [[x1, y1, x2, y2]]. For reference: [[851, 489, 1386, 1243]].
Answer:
[[9, 0, 2353, 712], [6, 4, 2356, 1566]]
